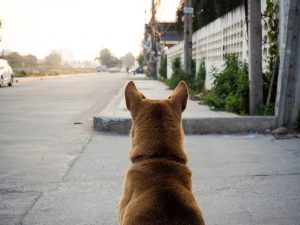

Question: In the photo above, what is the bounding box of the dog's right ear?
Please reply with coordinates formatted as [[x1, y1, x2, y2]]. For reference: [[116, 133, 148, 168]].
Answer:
[[125, 81, 145, 111], [169, 80, 188, 112]]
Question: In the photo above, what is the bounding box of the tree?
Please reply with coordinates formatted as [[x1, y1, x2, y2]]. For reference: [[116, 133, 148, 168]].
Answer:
[[176, 0, 243, 33], [120, 52, 135, 68], [159, 55, 167, 79], [97, 48, 119, 68], [44, 52, 62, 68], [24, 54, 38, 67], [137, 53, 144, 68], [5, 52, 39, 68], [6, 52, 24, 67], [0, 20, 2, 43]]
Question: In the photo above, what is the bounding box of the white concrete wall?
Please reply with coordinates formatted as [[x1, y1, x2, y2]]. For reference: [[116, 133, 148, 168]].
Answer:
[[167, 3, 270, 89], [166, 42, 184, 79]]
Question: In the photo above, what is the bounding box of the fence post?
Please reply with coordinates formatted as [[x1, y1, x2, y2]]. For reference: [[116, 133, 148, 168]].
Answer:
[[275, 0, 300, 127]]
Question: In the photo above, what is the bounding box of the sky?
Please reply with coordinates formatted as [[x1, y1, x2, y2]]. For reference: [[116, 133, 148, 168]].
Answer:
[[0, 0, 180, 61]]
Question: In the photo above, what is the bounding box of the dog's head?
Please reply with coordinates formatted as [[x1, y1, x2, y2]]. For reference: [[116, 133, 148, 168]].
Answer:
[[125, 81, 188, 163]]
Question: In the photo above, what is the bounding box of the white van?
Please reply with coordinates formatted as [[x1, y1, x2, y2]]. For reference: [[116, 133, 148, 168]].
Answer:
[[0, 59, 13, 87]]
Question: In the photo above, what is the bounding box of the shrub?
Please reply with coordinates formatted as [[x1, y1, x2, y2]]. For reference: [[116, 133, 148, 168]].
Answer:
[[203, 54, 249, 114], [264, 103, 275, 116], [195, 60, 206, 94], [166, 57, 185, 89], [296, 111, 300, 130], [159, 55, 167, 79], [166, 57, 202, 96], [14, 70, 28, 77], [182, 59, 196, 92], [225, 94, 240, 113], [204, 91, 224, 110]]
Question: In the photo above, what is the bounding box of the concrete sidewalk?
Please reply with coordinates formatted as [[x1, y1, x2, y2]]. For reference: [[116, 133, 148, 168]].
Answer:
[[19, 134, 300, 225], [94, 75, 277, 134]]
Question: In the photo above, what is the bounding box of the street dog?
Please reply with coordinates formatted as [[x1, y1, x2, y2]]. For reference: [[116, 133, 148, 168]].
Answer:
[[119, 81, 205, 225]]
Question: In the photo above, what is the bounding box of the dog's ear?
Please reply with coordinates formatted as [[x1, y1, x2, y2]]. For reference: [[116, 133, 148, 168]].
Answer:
[[169, 81, 188, 112], [125, 81, 145, 111]]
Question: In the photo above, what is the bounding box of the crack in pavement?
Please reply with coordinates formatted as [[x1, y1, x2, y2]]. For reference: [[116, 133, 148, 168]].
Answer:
[[61, 135, 93, 182], [19, 192, 42, 225], [18, 134, 94, 224]]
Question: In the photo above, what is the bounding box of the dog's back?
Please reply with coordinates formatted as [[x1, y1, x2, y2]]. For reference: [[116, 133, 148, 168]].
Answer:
[[119, 81, 205, 225], [120, 160, 204, 225]]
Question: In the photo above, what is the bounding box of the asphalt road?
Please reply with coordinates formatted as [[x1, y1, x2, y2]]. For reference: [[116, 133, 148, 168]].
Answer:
[[1, 73, 300, 225], [0, 73, 127, 224]]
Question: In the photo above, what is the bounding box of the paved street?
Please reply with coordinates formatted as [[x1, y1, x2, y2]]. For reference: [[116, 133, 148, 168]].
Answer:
[[0, 73, 300, 225], [0, 73, 127, 224]]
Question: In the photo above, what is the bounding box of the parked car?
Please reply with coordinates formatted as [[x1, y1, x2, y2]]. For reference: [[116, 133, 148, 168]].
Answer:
[[96, 66, 106, 72], [108, 67, 120, 73], [0, 59, 13, 87], [132, 67, 143, 75]]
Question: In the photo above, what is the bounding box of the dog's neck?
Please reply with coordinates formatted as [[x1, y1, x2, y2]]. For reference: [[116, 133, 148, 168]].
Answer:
[[129, 119, 188, 165], [131, 153, 186, 164]]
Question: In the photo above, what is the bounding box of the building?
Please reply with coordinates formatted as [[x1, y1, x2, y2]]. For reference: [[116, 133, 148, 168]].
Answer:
[[143, 21, 183, 78], [158, 22, 183, 49]]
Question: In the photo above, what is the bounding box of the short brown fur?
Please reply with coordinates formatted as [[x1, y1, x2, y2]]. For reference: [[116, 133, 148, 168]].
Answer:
[[119, 81, 205, 225]]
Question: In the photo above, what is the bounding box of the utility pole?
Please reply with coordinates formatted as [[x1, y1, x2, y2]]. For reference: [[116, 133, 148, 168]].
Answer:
[[143, 10, 147, 68], [248, 0, 263, 115], [275, 0, 300, 127], [183, 0, 193, 75], [150, 0, 157, 79]]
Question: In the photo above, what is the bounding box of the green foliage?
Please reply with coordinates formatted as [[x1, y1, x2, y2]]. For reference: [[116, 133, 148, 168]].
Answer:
[[14, 70, 28, 77], [295, 111, 300, 130], [159, 55, 167, 79], [203, 90, 224, 110], [263, 0, 279, 115], [263, 103, 275, 116], [23, 55, 38, 67], [6, 52, 24, 67], [166, 57, 207, 96], [14, 68, 95, 77], [203, 54, 249, 114], [176, 0, 243, 33], [6, 52, 39, 68], [264, 0, 279, 57], [137, 53, 144, 68], [43, 52, 62, 68], [194, 60, 206, 93], [97, 48, 119, 68], [166, 55, 248, 115], [166, 57, 185, 89], [182, 59, 196, 92]]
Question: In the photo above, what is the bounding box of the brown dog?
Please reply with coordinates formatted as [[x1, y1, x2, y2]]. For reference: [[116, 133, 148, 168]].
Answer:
[[119, 81, 205, 225]]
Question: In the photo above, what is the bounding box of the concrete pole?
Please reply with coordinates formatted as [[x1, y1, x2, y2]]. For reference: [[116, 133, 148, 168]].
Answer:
[[151, 0, 157, 79], [275, 0, 300, 127], [143, 10, 147, 67], [184, 0, 193, 75], [248, 0, 263, 115]]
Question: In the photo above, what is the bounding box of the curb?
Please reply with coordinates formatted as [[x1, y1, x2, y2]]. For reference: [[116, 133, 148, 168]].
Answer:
[[93, 75, 278, 135], [93, 115, 277, 134]]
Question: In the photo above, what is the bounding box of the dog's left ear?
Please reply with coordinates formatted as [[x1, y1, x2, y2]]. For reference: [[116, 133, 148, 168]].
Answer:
[[169, 81, 188, 112], [125, 81, 145, 111]]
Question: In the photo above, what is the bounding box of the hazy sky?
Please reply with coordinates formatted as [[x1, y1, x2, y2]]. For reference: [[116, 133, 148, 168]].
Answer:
[[0, 0, 180, 60]]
